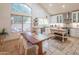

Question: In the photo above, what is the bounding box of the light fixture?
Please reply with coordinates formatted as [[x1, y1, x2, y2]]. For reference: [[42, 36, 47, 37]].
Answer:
[[62, 5, 65, 8]]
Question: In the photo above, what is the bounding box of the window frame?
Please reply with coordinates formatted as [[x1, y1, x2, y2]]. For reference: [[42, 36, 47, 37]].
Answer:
[[11, 3, 32, 32]]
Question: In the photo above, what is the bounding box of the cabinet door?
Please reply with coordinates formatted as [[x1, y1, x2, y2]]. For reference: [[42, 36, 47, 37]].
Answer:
[[70, 29, 79, 37], [75, 28, 79, 37], [57, 16, 59, 23], [57, 15, 63, 23], [51, 14, 63, 23], [72, 12, 77, 22], [60, 16, 62, 23], [78, 12, 79, 22], [60, 15, 63, 23], [70, 29, 76, 37]]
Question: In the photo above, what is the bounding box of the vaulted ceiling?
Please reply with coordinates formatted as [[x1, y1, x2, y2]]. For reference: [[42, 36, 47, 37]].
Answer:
[[39, 3, 79, 15]]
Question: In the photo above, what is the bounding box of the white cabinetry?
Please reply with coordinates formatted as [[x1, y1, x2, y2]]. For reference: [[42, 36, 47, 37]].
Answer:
[[75, 29, 79, 37], [70, 28, 76, 37], [70, 28, 79, 37], [78, 12, 79, 22], [50, 14, 63, 24], [57, 14, 63, 23], [72, 12, 77, 22], [72, 11, 79, 23]]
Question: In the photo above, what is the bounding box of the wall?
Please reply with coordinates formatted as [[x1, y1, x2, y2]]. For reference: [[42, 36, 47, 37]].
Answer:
[[31, 3, 49, 19], [0, 3, 11, 33], [0, 3, 50, 33], [50, 16, 57, 24], [31, 4, 50, 33]]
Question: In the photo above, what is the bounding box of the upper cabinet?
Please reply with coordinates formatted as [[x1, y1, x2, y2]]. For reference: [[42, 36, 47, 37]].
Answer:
[[50, 11, 79, 24], [72, 11, 79, 23], [57, 14, 63, 23], [72, 12, 77, 22], [78, 12, 79, 22], [50, 14, 63, 23]]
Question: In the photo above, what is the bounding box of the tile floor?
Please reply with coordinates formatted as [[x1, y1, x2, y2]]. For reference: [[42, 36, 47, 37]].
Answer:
[[43, 37, 79, 55]]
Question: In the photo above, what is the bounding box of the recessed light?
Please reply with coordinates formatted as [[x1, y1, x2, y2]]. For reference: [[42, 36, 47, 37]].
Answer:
[[11, 17, 14, 20], [49, 4, 53, 7], [48, 9, 50, 10], [62, 5, 65, 8]]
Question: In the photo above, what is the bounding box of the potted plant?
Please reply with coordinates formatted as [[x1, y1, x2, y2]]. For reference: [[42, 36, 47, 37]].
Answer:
[[0, 28, 8, 38], [0, 28, 8, 49]]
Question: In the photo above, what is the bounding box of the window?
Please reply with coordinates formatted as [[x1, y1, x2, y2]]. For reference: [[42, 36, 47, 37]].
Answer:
[[38, 18, 44, 26], [11, 3, 31, 15], [11, 15, 31, 32], [11, 4, 31, 32], [11, 15, 22, 32], [38, 18, 49, 27], [23, 16, 31, 31], [43, 18, 49, 26]]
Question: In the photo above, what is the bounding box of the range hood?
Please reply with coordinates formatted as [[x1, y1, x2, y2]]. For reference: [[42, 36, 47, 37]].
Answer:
[[63, 12, 72, 24]]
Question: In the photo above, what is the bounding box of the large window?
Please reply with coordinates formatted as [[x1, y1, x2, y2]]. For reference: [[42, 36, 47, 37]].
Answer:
[[11, 15, 22, 32], [11, 3, 31, 15], [23, 16, 31, 31], [11, 15, 31, 32], [11, 4, 31, 32], [38, 18, 49, 27]]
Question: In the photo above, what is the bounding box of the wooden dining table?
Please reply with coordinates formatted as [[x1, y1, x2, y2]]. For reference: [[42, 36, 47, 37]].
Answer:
[[21, 32, 53, 55]]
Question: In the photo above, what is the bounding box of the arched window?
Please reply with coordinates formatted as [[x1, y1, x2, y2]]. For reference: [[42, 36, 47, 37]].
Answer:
[[11, 3, 31, 15], [11, 4, 32, 32]]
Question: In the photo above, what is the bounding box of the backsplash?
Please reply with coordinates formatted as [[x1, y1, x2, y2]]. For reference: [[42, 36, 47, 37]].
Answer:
[[71, 23, 79, 28], [50, 23, 64, 28]]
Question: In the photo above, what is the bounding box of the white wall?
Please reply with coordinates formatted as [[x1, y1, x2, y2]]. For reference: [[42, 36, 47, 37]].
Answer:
[[50, 16, 57, 24], [0, 3, 11, 33], [31, 3, 49, 19]]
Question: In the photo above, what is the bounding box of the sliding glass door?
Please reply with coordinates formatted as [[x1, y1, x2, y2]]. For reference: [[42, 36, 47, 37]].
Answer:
[[11, 15, 22, 32], [23, 16, 31, 32], [11, 3, 32, 32], [11, 15, 31, 32]]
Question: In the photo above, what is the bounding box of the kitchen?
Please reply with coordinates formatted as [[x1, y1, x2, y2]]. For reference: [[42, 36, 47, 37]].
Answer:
[[0, 3, 79, 55], [40, 3, 79, 39]]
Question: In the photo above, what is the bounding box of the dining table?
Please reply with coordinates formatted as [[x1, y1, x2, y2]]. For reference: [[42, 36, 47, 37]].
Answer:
[[21, 32, 53, 55]]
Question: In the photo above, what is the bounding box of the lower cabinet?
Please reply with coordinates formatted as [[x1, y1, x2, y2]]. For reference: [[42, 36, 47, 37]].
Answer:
[[70, 28, 76, 37], [70, 28, 79, 38]]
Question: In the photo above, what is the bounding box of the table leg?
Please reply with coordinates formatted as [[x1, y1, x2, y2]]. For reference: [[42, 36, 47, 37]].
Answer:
[[62, 33, 64, 42], [37, 42, 43, 55]]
